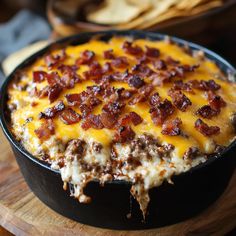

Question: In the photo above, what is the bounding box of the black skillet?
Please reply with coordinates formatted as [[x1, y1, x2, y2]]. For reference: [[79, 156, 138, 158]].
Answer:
[[0, 30, 236, 230]]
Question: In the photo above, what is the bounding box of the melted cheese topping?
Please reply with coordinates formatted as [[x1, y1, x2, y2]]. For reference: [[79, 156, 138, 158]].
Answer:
[[7, 37, 236, 217], [8, 37, 236, 158]]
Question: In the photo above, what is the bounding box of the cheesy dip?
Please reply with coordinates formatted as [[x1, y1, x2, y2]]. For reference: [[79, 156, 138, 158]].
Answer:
[[7, 36, 236, 217]]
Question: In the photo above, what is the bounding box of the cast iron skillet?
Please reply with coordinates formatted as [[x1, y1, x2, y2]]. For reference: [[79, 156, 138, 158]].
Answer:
[[0, 30, 236, 230]]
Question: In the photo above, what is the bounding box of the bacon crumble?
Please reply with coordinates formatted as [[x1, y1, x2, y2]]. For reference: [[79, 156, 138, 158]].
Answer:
[[149, 92, 161, 106], [173, 80, 193, 93], [131, 63, 153, 77], [34, 119, 55, 140], [33, 71, 48, 83], [127, 75, 145, 88], [189, 79, 221, 91], [39, 101, 65, 119], [196, 105, 219, 119], [118, 112, 143, 126], [145, 46, 160, 58], [161, 118, 182, 136], [168, 89, 192, 111], [207, 91, 226, 111], [152, 59, 167, 70], [59, 108, 81, 125], [129, 84, 153, 105], [150, 99, 175, 125], [111, 56, 129, 68], [81, 114, 104, 130], [44, 50, 66, 68], [194, 118, 220, 136], [48, 84, 63, 103], [122, 41, 143, 55], [103, 49, 115, 59], [76, 50, 95, 65], [114, 126, 135, 143]]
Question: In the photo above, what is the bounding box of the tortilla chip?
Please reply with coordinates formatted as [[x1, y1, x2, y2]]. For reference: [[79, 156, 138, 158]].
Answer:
[[87, 0, 150, 25], [136, 0, 222, 29], [117, 0, 178, 29], [176, 0, 207, 10]]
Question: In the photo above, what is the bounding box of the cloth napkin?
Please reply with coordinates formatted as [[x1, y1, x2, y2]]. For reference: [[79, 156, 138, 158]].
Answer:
[[0, 10, 51, 87]]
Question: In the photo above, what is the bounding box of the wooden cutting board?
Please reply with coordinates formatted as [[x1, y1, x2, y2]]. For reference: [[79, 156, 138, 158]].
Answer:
[[0, 129, 235, 236]]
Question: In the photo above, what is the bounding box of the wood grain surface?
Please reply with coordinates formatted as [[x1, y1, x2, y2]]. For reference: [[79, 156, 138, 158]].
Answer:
[[0, 129, 235, 236]]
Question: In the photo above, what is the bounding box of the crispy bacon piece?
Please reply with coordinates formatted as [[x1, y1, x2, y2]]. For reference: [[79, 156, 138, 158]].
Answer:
[[111, 56, 129, 68], [58, 64, 78, 73], [59, 108, 81, 125], [102, 86, 134, 102], [150, 70, 176, 86], [168, 89, 192, 111], [122, 41, 143, 55], [39, 101, 65, 119], [131, 63, 153, 77], [57, 65, 81, 89], [161, 118, 182, 136], [65, 89, 101, 117], [145, 46, 160, 58], [166, 56, 180, 66], [46, 72, 60, 86], [48, 84, 63, 103], [100, 112, 117, 129], [129, 84, 153, 105], [83, 61, 113, 82], [86, 85, 102, 96], [80, 96, 102, 117], [60, 72, 81, 89], [207, 91, 226, 111], [127, 112, 143, 126], [81, 114, 104, 130], [65, 93, 81, 106], [114, 126, 135, 143], [149, 92, 161, 106], [33, 71, 48, 83], [89, 60, 101, 70], [102, 100, 125, 115], [34, 119, 55, 141], [152, 59, 167, 70], [194, 118, 220, 136], [119, 88, 135, 100], [119, 112, 143, 126], [128, 75, 145, 88], [83, 61, 103, 80], [189, 79, 221, 91], [44, 50, 67, 68], [99, 100, 126, 128], [101, 83, 117, 99], [174, 64, 199, 78], [110, 71, 128, 82], [173, 80, 193, 93], [196, 105, 219, 119], [103, 49, 115, 59], [150, 99, 175, 125], [102, 62, 113, 73], [76, 50, 95, 65]]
